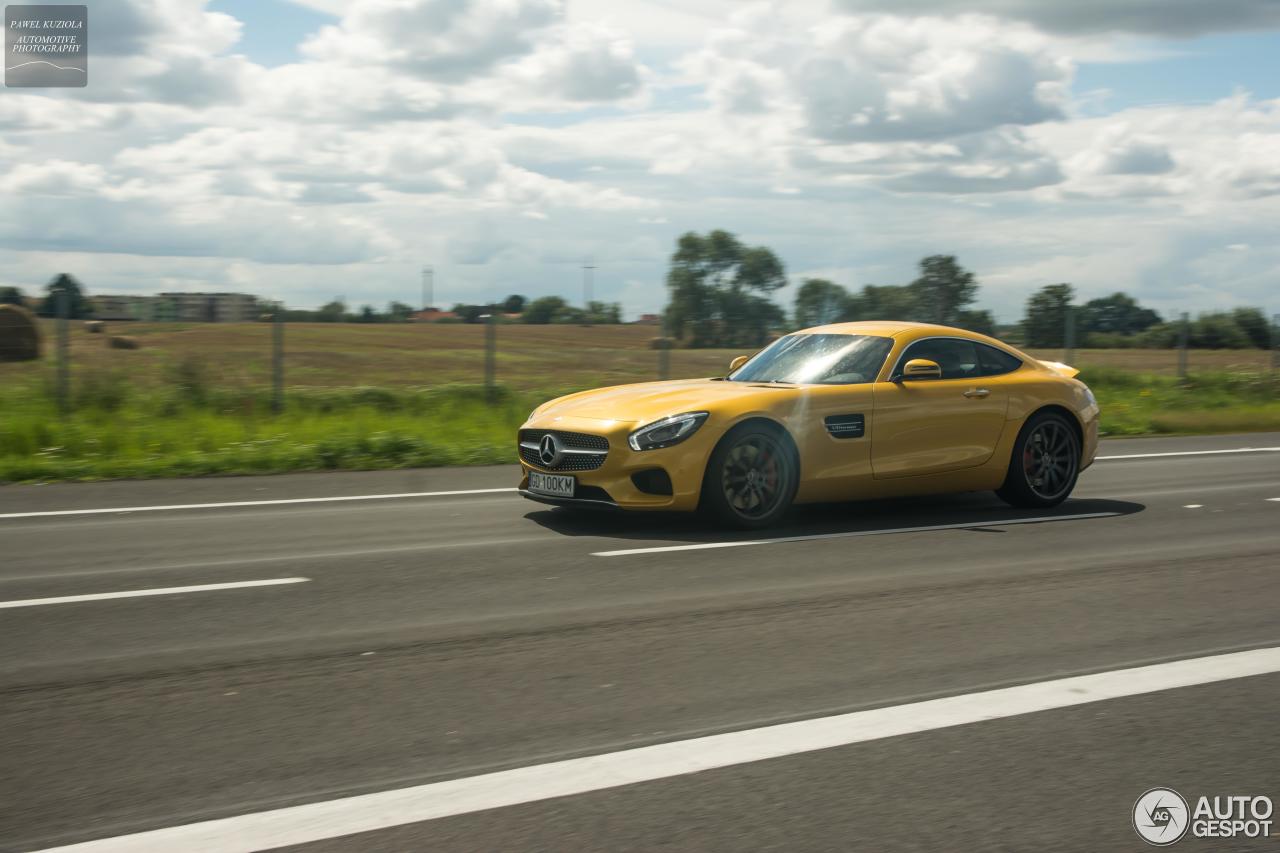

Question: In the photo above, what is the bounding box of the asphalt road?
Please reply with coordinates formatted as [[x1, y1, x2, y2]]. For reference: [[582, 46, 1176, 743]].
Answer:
[[1, 432, 1278, 852]]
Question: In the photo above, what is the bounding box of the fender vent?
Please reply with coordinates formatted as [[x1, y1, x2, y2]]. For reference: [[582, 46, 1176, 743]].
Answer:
[[824, 414, 865, 439]]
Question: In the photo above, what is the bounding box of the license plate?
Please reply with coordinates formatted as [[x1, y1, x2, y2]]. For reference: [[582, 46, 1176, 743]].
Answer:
[[529, 471, 575, 498]]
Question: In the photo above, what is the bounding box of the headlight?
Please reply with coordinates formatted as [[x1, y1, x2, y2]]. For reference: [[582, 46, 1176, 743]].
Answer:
[[1081, 385, 1097, 407], [628, 412, 709, 451]]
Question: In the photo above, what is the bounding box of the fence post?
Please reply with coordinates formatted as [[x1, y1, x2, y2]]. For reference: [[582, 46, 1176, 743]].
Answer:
[[56, 285, 70, 417], [658, 338, 670, 380], [1272, 313, 1279, 372], [271, 302, 284, 414], [484, 313, 496, 399], [1063, 305, 1076, 366], [1177, 311, 1189, 381]]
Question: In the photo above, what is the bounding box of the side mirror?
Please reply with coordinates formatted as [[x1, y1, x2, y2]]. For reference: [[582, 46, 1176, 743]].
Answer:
[[899, 358, 942, 381], [728, 355, 749, 373]]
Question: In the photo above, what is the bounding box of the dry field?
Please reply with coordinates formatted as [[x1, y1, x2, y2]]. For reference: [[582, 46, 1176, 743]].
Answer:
[[2, 320, 740, 392], [3, 320, 1273, 395]]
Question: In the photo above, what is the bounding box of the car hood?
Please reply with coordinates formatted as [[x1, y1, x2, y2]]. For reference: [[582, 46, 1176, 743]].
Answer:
[[535, 378, 795, 425]]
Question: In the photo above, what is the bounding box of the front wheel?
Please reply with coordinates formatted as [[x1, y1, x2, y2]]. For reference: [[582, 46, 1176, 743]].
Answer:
[[701, 423, 798, 529], [996, 411, 1081, 508]]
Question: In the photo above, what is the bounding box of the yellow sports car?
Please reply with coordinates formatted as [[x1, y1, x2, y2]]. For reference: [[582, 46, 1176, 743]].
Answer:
[[518, 321, 1099, 528]]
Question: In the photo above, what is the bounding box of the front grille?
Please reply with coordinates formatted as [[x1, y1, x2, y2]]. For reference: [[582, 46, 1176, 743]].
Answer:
[[519, 429, 609, 471]]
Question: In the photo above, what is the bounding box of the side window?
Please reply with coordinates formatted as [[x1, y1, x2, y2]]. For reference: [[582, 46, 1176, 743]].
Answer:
[[898, 339, 980, 380], [976, 343, 1022, 376]]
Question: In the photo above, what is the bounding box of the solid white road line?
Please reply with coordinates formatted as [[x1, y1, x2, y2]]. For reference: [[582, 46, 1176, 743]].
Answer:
[[593, 511, 1120, 557], [0, 446, 1274, 523], [1097, 446, 1280, 460], [0, 578, 309, 609], [38, 646, 1280, 853], [0, 488, 516, 520]]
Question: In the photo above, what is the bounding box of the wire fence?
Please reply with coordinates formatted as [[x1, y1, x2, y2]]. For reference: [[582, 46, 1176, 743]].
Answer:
[[2, 303, 1278, 417]]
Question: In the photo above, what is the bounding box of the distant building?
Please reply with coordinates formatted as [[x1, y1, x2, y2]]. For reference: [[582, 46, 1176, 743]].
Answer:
[[635, 313, 662, 325], [91, 292, 259, 322], [157, 292, 258, 322]]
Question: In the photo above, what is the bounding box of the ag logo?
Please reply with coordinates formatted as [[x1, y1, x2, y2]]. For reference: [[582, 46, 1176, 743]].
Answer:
[[1134, 788, 1190, 846]]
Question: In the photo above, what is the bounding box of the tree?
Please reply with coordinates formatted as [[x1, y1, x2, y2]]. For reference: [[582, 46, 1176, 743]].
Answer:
[[1023, 283, 1075, 348], [522, 296, 567, 324], [1231, 307, 1270, 349], [0, 286, 25, 307], [793, 279, 849, 327], [909, 255, 978, 325], [386, 301, 415, 322], [844, 284, 921, 322], [355, 304, 380, 323], [501, 294, 527, 314], [38, 273, 93, 319], [1080, 292, 1161, 336], [955, 309, 996, 337], [585, 301, 622, 324], [1192, 313, 1251, 348], [316, 299, 347, 322], [663, 230, 786, 347]]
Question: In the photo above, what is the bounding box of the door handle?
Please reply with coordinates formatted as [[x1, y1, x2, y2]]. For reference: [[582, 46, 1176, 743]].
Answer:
[[963, 388, 990, 398]]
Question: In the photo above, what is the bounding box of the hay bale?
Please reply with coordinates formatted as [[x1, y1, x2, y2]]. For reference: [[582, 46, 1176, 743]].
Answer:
[[85, 320, 105, 333], [648, 336, 674, 350], [108, 335, 140, 350], [0, 304, 41, 361]]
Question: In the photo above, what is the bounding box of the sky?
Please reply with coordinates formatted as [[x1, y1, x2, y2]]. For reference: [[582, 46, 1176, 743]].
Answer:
[[2, 0, 1279, 322]]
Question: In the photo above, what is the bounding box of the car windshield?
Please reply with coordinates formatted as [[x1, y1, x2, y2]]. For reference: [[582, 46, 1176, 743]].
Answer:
[[728, 334, 894, 385]]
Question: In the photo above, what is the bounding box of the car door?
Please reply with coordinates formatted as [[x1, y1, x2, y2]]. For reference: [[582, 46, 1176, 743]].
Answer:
[[870, 337, 1010, 478]]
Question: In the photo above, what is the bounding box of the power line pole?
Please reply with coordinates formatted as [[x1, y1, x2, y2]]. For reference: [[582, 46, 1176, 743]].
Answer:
[[582, 261, 595, 326], [421, 265, 434, 312]]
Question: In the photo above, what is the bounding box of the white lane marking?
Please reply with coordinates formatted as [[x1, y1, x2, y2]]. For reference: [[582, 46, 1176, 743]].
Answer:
[[1269, 498, 1280, 502], [593, 512, 1120, 557], [1183, 504, 1203, 509], [1097, 446, 1280, 460], [0, 445, 1275, 523], [38, 646, 1280, 853], [0, 578, 309, 609], [0, 488, 515, 520]]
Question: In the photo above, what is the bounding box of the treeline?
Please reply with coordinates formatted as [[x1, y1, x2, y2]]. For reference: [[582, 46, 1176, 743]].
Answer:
[[1021, 284, 1271, 349], [662, 229, 1273, 350], [664, 229, 993, 348], [283, 294, 623, 324]]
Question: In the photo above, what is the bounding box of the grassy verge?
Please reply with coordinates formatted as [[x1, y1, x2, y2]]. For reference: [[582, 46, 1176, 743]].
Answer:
[[0, 368, 1277, 482]]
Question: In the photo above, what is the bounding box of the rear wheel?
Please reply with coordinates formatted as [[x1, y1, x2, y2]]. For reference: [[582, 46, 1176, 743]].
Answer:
[[701, 423, 798, 529], [996, 411, 1080, 508]]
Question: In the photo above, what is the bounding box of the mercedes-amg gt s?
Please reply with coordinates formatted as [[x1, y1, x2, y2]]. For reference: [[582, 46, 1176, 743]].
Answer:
[[518, 321, 1099, 528]]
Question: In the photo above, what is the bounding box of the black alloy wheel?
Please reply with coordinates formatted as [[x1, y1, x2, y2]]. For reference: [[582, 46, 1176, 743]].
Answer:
[[996, 410, 1081, 508], [703, 424, 798, 528]]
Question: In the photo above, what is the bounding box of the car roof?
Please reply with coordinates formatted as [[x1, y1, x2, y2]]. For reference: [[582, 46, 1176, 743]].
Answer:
[[796, 320, 978, 339]]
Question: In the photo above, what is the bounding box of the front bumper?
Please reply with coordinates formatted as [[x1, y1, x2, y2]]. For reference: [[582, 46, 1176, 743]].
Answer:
[[517, 415, 715, 512]]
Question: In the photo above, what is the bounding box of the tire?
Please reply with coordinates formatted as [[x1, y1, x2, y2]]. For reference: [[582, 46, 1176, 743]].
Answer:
[[701, 422, 798, 529], [995, 410, 1081, 508]]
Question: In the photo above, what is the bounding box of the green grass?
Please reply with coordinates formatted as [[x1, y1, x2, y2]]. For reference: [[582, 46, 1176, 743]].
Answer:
[[1082, 367, 1280, 436], [0, 379, 541, 482], [0, 365, 1277, 483]]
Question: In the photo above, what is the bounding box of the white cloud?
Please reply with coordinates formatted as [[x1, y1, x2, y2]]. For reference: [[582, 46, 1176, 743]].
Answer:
[[833, 0, 1280, 36], [1, 0, 1278, 321]]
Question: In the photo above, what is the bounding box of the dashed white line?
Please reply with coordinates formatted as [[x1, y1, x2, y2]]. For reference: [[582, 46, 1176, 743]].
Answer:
[[1096, 446, 1280, 460], [36, 645, 1280, 853], [0, 578, 309, 609], [0, 488, 516, 520], [593, 512, 1121, 557]]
